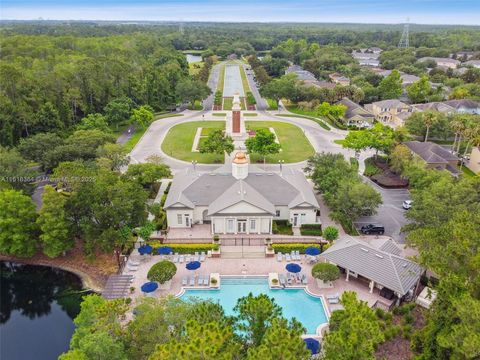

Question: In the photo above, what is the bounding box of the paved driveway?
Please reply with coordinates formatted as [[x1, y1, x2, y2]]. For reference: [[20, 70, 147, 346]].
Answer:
[[243, 64, 267, 110], [355, 179, 410, 244], [203, 63, 222, 110]]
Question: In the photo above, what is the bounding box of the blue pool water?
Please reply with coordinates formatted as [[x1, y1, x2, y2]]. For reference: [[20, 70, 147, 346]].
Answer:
[[179, 277, 328, 334]]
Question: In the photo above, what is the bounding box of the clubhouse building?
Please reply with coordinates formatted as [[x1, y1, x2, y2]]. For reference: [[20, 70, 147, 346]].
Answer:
[[164, 152, 320, 235]]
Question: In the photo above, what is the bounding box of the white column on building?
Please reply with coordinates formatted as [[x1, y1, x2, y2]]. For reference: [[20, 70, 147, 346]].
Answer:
[[223, 217, 226, 234], [246, 217, 250, 235], [346, 269, 350, 282], [369, 280, 375, 293]]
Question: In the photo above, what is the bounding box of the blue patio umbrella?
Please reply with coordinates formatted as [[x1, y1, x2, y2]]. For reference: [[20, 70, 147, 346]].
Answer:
[[138, 245, 153, 255], [303, 338, 321, 355], [286, 263, 302, 273], [186, 261, 201, 271], [305, 246, 321, 256], [141, 281, 158, 293], [157, 246, 173, 255]]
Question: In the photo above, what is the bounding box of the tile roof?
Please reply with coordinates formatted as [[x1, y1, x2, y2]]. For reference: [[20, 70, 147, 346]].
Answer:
[[404, 141, 459, 164]]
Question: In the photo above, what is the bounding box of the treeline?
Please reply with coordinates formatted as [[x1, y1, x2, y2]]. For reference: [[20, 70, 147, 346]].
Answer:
[[0, 32, 189, 146]]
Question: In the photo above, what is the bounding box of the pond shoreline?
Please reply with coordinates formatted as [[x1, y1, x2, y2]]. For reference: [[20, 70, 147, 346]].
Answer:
[[0, 254, 108, 293]]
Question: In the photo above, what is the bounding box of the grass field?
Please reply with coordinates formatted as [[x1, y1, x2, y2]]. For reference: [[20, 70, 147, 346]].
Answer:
[[124, 113, 184, 152], [461, 165, 478, 178], [266, 98, 278, 110], [161, 121, 226, 163], [223, 97, 233, 110], [243, 113, 258, 117], [212, 113, 227, 116], [239, 65, 251, 93], [218, 65, 226, 92], [245, 121, 315, 163], [276, 113, 331, 131]]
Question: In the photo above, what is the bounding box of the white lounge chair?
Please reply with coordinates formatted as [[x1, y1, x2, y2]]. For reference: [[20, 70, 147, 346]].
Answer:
[[287, 273, 293, 285], [279, 274, 286, 286], [301, 274, 308, 285], [277, 252, 283, 262], [189, 276, 195, 286], [285, 253, 291, 262], [182, 277, 188, 286], [200, 252, 206, 262], [179, 255, 185, 263], [127, 264, 138, 271], [194, 252, 200, 262], [128, 259, 140, 266], [173, 254, 179, 263], [295, 250, 301, 261], [185, 255, 191, 262], [203, 275, 209, 286]]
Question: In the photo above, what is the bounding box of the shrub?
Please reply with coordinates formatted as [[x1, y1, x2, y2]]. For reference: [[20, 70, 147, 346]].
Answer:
[[271, 278, 279, 285], [300, 224, 322, 236], [213, 234, 220, 242], [246, 92, 256, 105], [210, 277, 218, 285], [323, 225, 339, 242], [403, 313, 415, 325], [164, 182, 172, 194], [148, 241, 219, 254], [311, 263, 340, 282], [272, 220, 293, 235], [364, 157, 381, 177], [147, 260, 177, 284], [271, 243, 324, 254]]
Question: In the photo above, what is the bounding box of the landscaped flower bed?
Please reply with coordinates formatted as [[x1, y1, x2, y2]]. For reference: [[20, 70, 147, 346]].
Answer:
[[300, 224, 322, 236], [271, 243, 327, 254], [147, 241, 219, 254]]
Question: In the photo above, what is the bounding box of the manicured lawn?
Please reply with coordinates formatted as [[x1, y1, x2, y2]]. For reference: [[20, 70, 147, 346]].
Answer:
[[243, 113, 258, 117], [266, 98, 278, 110], [218, 65, 225, 92], [239, 65, 251, 93], [125, 113, 183, 152], [223, 97, 233, 110], [212, 113, 227, 116], [334, 139, 345, 145], [201, 127, 221, 136], [161, 121, 226, 163], [245, 121, 315, 163]]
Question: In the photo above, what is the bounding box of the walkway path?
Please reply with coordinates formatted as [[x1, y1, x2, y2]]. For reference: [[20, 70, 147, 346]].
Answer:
[[243, 64, 268, 110], [203, 63, 222, 110]]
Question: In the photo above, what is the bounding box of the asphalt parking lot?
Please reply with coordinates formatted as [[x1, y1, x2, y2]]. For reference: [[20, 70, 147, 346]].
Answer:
[[356, 179, 411, 244]]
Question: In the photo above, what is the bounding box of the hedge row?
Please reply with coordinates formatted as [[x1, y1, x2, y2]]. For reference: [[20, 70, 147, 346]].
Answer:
[[246, 92, 256, 105], [148, 241, 219, 254], [214, 91, 222, 106], [271, 243, 327, 254], [300, 224, 322, 236]]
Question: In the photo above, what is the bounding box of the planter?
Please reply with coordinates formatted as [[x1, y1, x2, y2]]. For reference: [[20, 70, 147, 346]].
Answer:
[[209, 273, 220, 288], [211, 248, 221, 258], [268, 272, 280, 288], [316, 279, 334, 289], [265, 248, 275, 257]]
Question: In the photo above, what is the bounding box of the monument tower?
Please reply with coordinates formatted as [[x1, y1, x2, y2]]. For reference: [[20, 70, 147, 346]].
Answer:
[[232, 93, 241, 133]]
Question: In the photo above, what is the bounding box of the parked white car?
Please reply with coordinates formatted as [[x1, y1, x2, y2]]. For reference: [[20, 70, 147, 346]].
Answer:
[[402, 200, 412, 210]]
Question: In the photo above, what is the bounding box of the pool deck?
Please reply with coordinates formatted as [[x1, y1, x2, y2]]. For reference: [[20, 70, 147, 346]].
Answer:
[[125, 253, 392, 317]]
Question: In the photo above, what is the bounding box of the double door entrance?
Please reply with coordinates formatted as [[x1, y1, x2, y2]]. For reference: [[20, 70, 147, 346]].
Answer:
[[237, 220, 247, 233]]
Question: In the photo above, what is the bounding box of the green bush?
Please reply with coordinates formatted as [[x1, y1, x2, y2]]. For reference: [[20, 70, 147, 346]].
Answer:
[[148, 241, 219, 254], [164, 182, 171, 194], [271, 243, 324, 254], [272, 220, 293, 235], [246, 92, 256, 105], [311, 262, 340, 282], [147, 260, 177, 284], [300, 224, 322, 236], [323, 225, 339, 242], [214, 91, 222, 106], [364, 157, 382, 177], [266, 98, 278, 110]]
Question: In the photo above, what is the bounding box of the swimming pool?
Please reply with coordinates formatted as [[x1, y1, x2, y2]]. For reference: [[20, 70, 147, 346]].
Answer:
[[179, 276, 329, 334]]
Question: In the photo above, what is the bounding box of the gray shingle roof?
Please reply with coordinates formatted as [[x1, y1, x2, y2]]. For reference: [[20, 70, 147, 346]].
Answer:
[[164, 164, 320, 211], [321, 237, 423, 296], [336, 98, 374, 120], [404, 141, 459, 164]]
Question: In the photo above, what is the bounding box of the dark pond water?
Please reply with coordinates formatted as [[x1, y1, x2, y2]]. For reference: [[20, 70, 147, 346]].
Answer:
[[0, 262, 87, 360]]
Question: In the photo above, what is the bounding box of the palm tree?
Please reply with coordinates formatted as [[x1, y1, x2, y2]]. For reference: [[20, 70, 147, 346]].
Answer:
[[422, 111, 439, 142]]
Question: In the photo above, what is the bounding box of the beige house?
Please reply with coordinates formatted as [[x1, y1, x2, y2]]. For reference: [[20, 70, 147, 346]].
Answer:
[[368, 99, 413, 128], [329, 73, 351, 86], [164, 152, 320, 235], [336, 98, 374, 128], [468, 147, 480, 175]]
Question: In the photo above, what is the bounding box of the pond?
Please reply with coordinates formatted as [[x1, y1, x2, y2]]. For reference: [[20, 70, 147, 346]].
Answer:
[[185, 53, 202, 63], [0, 262, 88, 360]]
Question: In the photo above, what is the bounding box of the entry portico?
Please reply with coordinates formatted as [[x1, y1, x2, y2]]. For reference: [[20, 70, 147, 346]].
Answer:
[[164, 152, 320, 235]]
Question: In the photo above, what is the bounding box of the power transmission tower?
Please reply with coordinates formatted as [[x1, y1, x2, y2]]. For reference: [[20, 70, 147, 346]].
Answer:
[[398, 18, 410, 48]]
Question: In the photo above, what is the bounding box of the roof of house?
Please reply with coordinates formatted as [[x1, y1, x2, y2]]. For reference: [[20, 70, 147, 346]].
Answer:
[[285, 65, 317, 81], [304, 80, 336, 89], [164, 164, 320, 212], [321, 236, 423, 296], [465, 60, 480, 66], [401, 74, 420, 84], [418, 57, 461, 65], [442, 99, 480, 110], [412, 102, 456, 113], [372, 99, 409, 109], [336, 98, 374, 120], [404, 141, 459, 164]]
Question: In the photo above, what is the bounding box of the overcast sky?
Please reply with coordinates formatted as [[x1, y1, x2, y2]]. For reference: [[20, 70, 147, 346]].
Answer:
[[2, 0, 479, 25]]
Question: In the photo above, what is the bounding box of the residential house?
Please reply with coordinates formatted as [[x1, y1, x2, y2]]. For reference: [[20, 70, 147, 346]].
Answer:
[[352, 49, 381, 67], [417, 57, 460, 69], [442, 99, 480, 114], [400, 74, 420, 87], [368, 99, 413, 128], [411, 102, 456, 114], [404, 141, 460, 175], [468, 147, 480, 175], [464, 60, 480, 69], [321, 236, 423, 303], [358, 58, 380, 67], [285, 65, 317, 81], [329, 72, 351, 86], [164, 152, 320, 234], [336, 98, 374, 128]]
